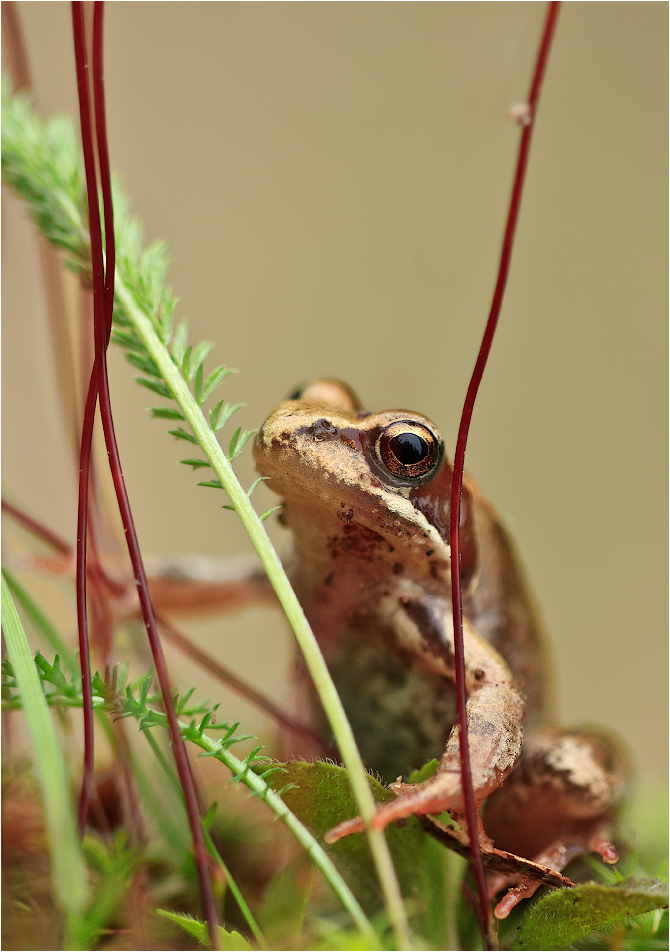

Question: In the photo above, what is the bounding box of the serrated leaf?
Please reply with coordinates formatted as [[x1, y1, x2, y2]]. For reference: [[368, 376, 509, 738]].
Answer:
[[228, 428, 256, 461], [197, 480, 224, 489], [201, 366, 235, 403], [180, 458, 210, 470], [511, 880, 669, 951], [157, 909, 253, 950], [136, 377, 171, 398], [168, 427, 198, 444], [170, 321, 188, 367], [150, 407, 184, 420]]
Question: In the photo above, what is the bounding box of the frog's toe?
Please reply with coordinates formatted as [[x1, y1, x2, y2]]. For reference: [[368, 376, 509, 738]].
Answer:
[[493, 878, 544, 919], [324, 815, 366, 844]]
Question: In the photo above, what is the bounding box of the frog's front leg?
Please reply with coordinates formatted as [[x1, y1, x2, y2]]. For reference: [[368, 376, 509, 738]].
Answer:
[[325, 613, 526, 842]]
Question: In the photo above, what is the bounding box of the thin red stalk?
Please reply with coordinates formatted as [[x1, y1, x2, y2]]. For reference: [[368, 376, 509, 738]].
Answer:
[[449, 3, 561, 945], [155, 613, 327, 750], [75, 371, 99, 833], [74, 4, 219, 945], [1, 499, 72, 556], [1, 1, 33, 92], [1, 495, 322, 750], [72, 0, 107, 838]]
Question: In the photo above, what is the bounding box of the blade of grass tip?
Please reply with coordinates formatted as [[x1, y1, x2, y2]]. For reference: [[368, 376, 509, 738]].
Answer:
[[1, 572, 87, 918]]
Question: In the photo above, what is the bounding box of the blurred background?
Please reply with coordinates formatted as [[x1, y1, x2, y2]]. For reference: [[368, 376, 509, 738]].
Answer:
[[3, 3, 667, 797]]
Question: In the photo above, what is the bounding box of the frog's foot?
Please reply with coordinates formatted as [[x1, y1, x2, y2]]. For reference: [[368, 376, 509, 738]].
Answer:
[[422, 814, 575, 917], [324, 769, 470, 844], [487, 830, 619, 919]]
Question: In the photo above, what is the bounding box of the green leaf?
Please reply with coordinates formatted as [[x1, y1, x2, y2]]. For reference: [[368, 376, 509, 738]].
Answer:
[[1, 574, 87, 915], [210, 400, 243, 433], [189, 340, 214, 382], [268, 761, 442, 934], [197, 480, 224, 489], [511, 880, 669, 951], [201, 366, 235, 403], [2, 567, 71, 663], [246, 476, 267, 497], [168, 427, 198, 444], [126, 350, 160, 376], [150, 406, 184, 420], [181, 344, 193, 379], [194, 363, 204, 405], [170, 320, 188, 367], [258, 862, 312, 948], [110, 328, 142, 351], [407, 758, 439, 784], [260, 507, 280, 522], [228, 427, 256, 461], [180, 458, 211, 469], [157, 910, 253, 950], [135, 376, 171, 398]]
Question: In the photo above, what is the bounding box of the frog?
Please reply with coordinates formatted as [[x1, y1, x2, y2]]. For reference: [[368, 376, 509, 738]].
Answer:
[[251, 379, 631, 914]]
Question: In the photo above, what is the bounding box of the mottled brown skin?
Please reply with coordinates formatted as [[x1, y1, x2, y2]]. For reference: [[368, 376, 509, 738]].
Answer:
[[253, 380, 630, 909]]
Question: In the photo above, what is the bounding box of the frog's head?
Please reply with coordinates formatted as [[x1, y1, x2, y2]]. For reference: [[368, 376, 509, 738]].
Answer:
[[253, 380, 477, 584]]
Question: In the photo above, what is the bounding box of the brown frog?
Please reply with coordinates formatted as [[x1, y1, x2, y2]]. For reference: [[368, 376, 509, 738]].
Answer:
[[252, 379, 631, 913]]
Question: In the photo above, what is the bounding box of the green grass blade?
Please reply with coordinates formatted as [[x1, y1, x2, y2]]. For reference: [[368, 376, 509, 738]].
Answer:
[[1, 572, 87, 915], [2, 566, 73, 667]]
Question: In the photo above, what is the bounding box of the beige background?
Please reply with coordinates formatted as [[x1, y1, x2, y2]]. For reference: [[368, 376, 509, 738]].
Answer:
[[3, 3, 667, 788]]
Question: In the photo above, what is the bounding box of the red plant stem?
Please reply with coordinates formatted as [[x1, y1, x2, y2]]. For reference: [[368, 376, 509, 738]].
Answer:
[[72, 5, 219, 945], [1, 495, 322, 751], [1, 499, 72, 556], [155, 612, 327, 750], [71, 0, 104, 835], [448, 3, 561, 945]]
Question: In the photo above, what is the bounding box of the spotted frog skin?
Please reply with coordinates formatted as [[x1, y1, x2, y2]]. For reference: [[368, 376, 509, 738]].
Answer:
[[253, 380, 630, 907]]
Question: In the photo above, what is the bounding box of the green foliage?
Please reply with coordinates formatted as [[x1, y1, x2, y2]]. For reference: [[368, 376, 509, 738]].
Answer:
[[1, 82, 256, 502], [510, 880, 668, 951], [1, 577, 87, 921], [268, 761, 446, 946], [157, 910, 253, 950], [4, 84, 667, 951], [2, 651, 376, 945]]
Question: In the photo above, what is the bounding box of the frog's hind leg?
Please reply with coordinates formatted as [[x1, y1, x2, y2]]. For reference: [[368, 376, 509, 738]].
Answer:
[[482, 725, 632, 918]]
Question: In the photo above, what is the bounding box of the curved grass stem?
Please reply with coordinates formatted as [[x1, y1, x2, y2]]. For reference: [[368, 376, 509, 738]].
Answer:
[[114, 276, 411, 949]]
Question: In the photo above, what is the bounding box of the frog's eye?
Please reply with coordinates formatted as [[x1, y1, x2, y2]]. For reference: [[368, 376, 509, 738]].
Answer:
[[376, 421, 441, 481]]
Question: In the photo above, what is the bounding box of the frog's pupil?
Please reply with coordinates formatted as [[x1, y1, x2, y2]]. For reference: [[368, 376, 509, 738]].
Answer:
[[390, 432, 427, 465]]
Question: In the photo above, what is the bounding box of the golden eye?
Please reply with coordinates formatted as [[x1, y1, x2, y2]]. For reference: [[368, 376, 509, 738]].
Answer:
[[376, 422, 441, 481]]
